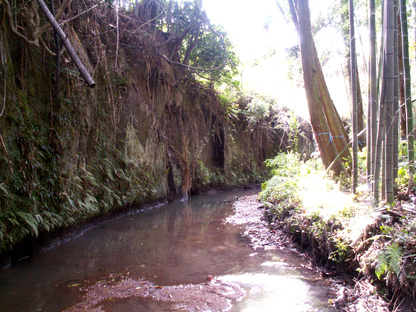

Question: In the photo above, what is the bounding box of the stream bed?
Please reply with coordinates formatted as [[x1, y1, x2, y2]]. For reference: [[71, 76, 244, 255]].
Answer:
[[0, 188, 336, 311]]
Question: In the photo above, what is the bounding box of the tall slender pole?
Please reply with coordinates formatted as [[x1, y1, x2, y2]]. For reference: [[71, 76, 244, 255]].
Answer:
[[385, 0, 395, 204], [349, 0, 358, 193], [36, 0, 96, 88], [369, 0, 378, 195], [393, 1, 399, 188], [400, 0, 415, 191]]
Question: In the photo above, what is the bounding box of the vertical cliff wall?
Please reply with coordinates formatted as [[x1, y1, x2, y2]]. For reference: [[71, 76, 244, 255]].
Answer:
[[0, 2, 312, 258]]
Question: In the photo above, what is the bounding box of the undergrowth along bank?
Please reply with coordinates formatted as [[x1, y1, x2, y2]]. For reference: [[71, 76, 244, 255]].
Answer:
[[260, 152, 416, 310]]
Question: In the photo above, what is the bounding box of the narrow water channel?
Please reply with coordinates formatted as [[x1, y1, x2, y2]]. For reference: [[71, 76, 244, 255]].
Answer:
[[0, 188, 335, 311]]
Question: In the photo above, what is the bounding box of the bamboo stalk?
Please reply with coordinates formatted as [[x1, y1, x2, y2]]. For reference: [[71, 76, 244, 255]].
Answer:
[[324, 128, 367, 178], [36, 0, 96, 88], [399, 0, 415, 190], [384, 0, 395, 204], [349, 0, 358, 193], [368, 0, 378, 190]]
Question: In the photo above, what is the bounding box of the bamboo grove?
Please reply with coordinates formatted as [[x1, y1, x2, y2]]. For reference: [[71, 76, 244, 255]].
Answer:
[[287, 0, 414, 205], [362, 0, 414, 205], [345, 0, 414, 205]]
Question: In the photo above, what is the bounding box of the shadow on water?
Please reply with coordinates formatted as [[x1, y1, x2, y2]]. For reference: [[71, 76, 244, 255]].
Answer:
[[0, 188, 335, 311]]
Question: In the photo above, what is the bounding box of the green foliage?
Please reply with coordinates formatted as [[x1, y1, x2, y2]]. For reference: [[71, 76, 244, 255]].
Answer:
[[260, 152, 361, 268], [329, 237, 352, 263], [186, 26, 241, 88], [263, 151, 302, 177], [288, 114, 300, 150], [243, 96, 272, 126], [375, 243, 403, 279], [0, 92, 161, 255], [259, 152, 303, 215], [395, 141, 416, 189], [233, 92, 302, 150], [131, 0, 241, 87]]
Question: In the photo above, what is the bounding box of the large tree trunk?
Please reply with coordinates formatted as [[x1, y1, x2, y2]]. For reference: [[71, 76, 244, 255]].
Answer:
[[296, 0, 347, 175]]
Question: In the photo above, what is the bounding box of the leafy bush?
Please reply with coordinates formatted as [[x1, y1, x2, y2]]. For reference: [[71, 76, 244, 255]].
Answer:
[[259, 152, 303, 215]]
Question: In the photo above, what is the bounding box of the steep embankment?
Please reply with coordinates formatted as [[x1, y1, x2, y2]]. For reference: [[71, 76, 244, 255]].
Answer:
[[0, 3, 312, 262]]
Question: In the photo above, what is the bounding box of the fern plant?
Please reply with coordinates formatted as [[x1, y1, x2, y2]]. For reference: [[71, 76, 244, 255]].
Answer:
[[375, 243, 403, 279]]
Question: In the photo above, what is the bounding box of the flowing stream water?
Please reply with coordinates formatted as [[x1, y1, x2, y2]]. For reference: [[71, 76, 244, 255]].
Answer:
[[0, 188, 336, 311]]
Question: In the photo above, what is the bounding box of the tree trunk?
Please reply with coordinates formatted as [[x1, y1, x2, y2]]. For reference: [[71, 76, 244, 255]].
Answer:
[[296, 0, 347, 175], [374, 58, 386, 204], [356, 71, 366, 148], [384, 0, 395, 204], [368, 0, 378, 189], [393, 2, 399, 188], [398, 19, 406, 139], [400, 0, 415, 190], [341, 0, 366, 150], [349, 0, 358, 192]]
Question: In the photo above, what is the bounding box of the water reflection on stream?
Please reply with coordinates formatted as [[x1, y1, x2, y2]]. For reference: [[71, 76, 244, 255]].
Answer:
[[0, 188, 335, 311]]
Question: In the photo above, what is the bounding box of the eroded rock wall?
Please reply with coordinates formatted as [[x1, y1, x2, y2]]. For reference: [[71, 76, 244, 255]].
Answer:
[[0, 5, 311, 258]]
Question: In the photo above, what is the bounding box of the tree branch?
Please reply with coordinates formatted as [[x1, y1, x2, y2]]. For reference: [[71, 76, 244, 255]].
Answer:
[[158, 21, 200, 50], [275, 0, 289, 24], [36, 0, 95, 87], [3, 0, 72, 49], [132, 4, 167, 34], [191, 70, 220, 81], [40, 36, 57, 56], [38, 0, 72, 35], [115, 0, 120, 68], [0, 132, 13, 174], [157, 51, 227, 72], [0, 78, 12, 173], [1, 76, 6, 118], [3, 0, 40, 47], [61, 0, 106, 25], [182, 28, 201, 65], [287, 0, 299, 33]]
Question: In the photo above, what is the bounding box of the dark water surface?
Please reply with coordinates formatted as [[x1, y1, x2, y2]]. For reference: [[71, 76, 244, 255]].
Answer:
[[0, 188, 335, 311]]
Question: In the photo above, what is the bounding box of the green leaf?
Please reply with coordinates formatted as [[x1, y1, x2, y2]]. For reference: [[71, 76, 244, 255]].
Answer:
[[375, 253, 388, 279], [0, 184, 11, 197], [376, 243, 403, 279], [386, 243, 402, 276], [16, 211, 39, 237]]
